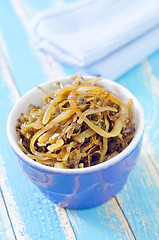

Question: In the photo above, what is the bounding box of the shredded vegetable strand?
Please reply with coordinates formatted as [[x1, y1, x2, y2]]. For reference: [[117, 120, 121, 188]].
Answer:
[[77, 106, 117, 124], [30, 108, 77, 155], [83, 116, 122, 138], [42, 95, 64, 124]]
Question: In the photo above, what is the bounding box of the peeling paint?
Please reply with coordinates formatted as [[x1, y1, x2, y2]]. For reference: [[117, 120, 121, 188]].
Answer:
[[0, 34, 19, 103], [0, 156, 31, 240], [142, 60, 159, 98], [0, 191, 15, 240], [98, 198, 135, 240], [0, 57, 19, 103], [54, 205, 76, 240], [67, 210, 83, 236], [141, 133, 159, 177]]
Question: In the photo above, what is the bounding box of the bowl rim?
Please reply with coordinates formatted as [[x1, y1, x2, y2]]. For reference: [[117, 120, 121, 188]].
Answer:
[[7, 76, 144, 174]]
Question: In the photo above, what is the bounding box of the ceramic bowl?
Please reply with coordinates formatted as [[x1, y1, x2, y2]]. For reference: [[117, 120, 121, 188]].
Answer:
[[7, 77, 144, 209]]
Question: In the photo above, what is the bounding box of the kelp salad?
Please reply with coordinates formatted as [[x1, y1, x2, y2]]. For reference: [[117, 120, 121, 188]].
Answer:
[[16, 74, 135, 169]]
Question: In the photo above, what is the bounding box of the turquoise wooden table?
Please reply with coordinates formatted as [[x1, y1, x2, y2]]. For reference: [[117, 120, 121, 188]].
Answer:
[[0, 1, 159, 239]]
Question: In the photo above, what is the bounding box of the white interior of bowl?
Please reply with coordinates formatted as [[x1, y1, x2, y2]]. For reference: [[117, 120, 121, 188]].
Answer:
[[7, 77, 144, 173]]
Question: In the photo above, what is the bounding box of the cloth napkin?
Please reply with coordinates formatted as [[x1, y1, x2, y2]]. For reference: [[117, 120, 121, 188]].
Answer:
[[32, 0, 159, 80]]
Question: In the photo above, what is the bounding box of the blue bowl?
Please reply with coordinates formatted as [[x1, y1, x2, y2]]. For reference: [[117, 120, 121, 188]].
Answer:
[[7, 77, 144, 209]]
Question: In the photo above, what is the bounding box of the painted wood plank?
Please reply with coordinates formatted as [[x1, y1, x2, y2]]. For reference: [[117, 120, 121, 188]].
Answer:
[[10, 0, 68, 80], [0, 188, 16, 240], [115, 56, 159, 240], [0, 40, 76, 239], [10, 0, 67, 80], [141, 58, 159, 168], [116, 147, 159, 240], [0, 0, 48, 95]]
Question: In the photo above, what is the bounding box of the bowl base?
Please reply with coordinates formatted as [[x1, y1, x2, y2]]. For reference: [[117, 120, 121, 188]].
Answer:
[[38, 176, 127, 209]]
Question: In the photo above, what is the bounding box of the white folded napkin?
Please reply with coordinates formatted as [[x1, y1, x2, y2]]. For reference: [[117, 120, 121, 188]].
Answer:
[[32, 0, 159, 79]]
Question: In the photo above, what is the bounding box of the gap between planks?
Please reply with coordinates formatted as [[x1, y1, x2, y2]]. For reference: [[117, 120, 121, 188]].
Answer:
[[98, 197, 136, 240], [115, 197, 137, 240], [0, 186, 17, 240]]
